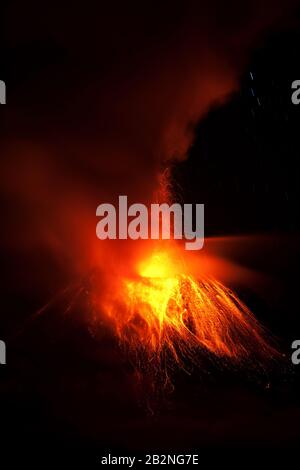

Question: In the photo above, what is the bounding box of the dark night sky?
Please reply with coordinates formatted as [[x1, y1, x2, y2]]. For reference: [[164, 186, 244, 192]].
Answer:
[[173, 30, 300, 236], [1, 2, 300, 466]]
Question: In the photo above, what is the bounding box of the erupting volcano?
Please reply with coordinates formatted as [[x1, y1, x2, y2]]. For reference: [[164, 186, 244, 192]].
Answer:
[[90, 169, 279, 380], [94, 244, 278, 380]]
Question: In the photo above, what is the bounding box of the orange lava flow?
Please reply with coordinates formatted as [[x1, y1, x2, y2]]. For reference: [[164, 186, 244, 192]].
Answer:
[[101, 249, 277, 366]]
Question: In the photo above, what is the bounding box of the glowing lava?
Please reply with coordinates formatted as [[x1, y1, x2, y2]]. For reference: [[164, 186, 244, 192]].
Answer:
[[101, 249, 277, 368]]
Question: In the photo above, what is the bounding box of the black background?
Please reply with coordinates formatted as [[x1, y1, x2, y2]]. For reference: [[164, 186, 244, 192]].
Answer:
[[1, 1, 300, 466]]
